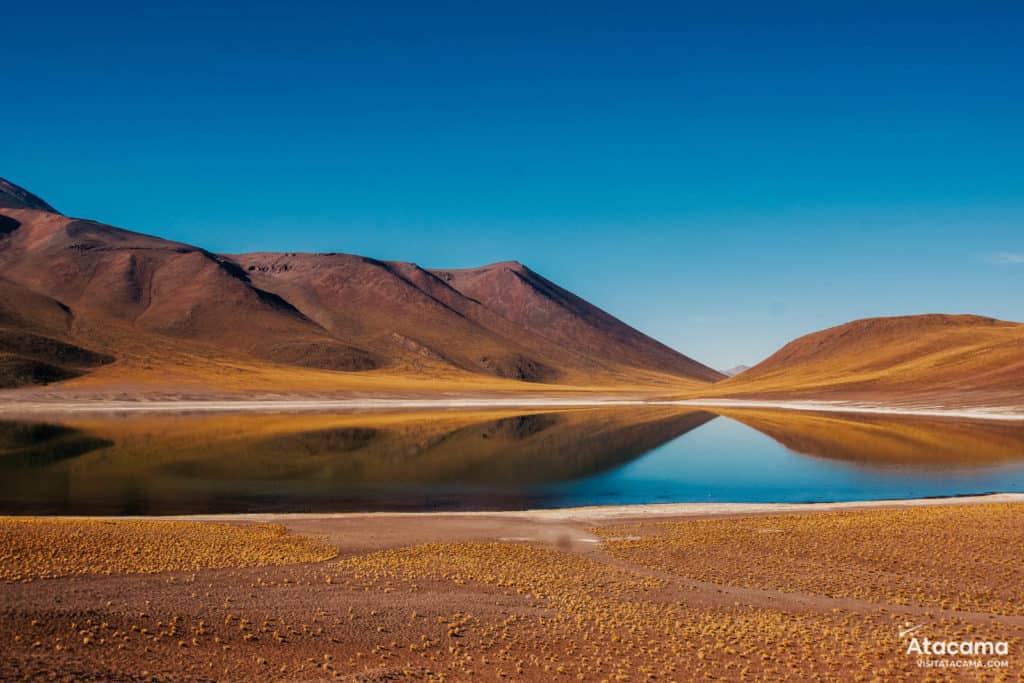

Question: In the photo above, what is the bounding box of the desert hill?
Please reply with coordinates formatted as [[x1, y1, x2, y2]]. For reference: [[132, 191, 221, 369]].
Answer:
[[0, 177, 721, 391], [706, 314, 1024, 405]]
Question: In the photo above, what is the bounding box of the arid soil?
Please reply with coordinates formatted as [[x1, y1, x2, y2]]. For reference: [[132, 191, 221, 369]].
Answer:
[[0, 519, 336, 582], [3, 497, 1022, 681]]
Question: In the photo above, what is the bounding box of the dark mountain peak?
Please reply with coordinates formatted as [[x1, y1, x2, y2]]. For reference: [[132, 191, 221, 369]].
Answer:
[[0, 178, 60, 214]]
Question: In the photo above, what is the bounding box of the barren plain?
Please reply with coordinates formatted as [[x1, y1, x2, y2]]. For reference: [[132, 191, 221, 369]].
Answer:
[[3, 497, 1023, 681]]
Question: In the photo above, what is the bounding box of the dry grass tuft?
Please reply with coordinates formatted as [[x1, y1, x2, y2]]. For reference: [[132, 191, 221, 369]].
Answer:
[[2, 505, 1022, 680], [0, 518, 336, 581], [596, 503, 1024, 616]]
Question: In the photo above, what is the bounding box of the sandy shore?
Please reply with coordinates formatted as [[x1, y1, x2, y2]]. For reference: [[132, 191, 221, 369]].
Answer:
[[0, 396, 650, 414], [124, 492, 1024, 523], [2, 394, 1023, 420]]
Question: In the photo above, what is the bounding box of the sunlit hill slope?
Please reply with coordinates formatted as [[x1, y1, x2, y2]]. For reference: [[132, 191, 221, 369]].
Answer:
[[705, 315, 1024, 406]]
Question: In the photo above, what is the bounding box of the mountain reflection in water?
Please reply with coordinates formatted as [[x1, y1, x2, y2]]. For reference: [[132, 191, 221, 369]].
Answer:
[[0, 406, 1022, 514]]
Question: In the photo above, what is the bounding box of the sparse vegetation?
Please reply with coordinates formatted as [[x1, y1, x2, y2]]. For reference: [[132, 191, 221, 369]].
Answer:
[[2, 504, 1021, 680], [596, 502, 1024, 616], [0, 518, 336, 581]]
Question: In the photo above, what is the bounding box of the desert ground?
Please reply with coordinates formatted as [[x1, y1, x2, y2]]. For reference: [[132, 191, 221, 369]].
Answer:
[[3, 495, 1023, 682]]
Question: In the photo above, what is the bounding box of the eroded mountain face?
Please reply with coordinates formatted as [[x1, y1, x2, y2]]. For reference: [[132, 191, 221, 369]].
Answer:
[[0, 177, 721, 389]]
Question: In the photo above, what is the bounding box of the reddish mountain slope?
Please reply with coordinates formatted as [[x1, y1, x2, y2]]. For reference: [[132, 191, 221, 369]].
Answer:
[[430, 262, 724, 382], [233, 254, 722, 384], [0, 177, 717, 390], [0, 278, 113, 388], [0, 208, 377, 375]]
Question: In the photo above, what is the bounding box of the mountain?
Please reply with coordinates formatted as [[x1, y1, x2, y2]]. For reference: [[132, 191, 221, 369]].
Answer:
[[0, 177, 722, 391], [428, 262, 724, 382], [0, 178, 58, 213], [231, 253, 724, 385], [721, 365, 750, 377], [0, 277, 115, 388], [708, 314, 1024, 405]]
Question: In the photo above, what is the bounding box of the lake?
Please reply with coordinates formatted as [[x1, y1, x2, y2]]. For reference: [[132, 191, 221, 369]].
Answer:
[[1, 406, 1023, 514]]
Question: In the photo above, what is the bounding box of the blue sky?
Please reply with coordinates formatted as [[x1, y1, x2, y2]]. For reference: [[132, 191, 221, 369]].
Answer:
[[4, 1, 1022, 369]]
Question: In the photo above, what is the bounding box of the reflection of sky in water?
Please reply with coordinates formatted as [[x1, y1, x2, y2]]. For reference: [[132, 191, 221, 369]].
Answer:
[[535, 416, 1024, 507], [2, 411, 1024, 514]]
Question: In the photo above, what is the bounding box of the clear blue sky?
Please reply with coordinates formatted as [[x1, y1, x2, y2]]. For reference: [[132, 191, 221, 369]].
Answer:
[[4, 1, 1022, 370]]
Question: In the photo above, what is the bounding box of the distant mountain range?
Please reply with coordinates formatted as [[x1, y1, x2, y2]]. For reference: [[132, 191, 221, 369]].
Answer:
[[0, 178, 721, 390], [2, 177, 1021, 407]]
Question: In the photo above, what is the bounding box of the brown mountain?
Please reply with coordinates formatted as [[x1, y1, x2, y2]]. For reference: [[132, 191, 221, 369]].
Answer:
[[233, 253, 723, 384], [706, 314, 1024, 406], [428, 262, 723, 382], [0, 178, 721, 391], [0, 178, 58, 213]]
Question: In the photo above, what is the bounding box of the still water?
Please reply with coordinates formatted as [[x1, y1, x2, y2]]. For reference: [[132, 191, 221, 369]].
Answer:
[[1, 406, 1023, 514]]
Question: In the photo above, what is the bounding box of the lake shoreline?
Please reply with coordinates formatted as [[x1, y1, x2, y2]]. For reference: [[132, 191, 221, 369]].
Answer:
[[1, 394, 1022, 420], [18, 492, 1024, 523], [674, 397, 1024, 421]]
